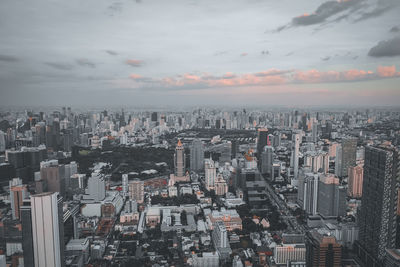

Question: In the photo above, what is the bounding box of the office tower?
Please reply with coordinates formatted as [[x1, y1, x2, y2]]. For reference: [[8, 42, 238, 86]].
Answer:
[[31, 192, 65, 267], [334, 145, 342, 177], [317, 175, 347, 218], [205, 158, 217, 190], [261, 146, 274, 176], [174, 139, 186, 177], [306, 230, 342, 267], [304, 151, 329, 174], [21, 200, 34, 267], [256, 128, 268, 159], [212, 221, 229, 249], [215, 174, 228, 196], [40, 160, 65, 196], [151, 112, 158, 122], [122, 174, 129, 198], [291, 133, 301, 179], [190, 138, 204, 172], [64, 161, 78, 195], [312, 122, 318, 143], [128, 178, 144, 203], [347, 165, 363, 198], [356, 145, 399, 264], [9, 178, 29, 220], [303, 173, 319, 215], [87, 172, 106, 201], [0, 130, 5, 152], [301, 113, 308, 132], [340, 138, 357, 177]]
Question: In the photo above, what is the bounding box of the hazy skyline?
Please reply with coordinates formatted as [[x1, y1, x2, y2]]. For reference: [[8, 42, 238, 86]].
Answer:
[[1, 0, 400, 106]]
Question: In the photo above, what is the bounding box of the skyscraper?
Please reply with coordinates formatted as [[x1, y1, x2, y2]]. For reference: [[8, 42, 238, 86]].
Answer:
[[122, 174, 129, 198], [21, 200, 34, 267], [190, 138, 204, 172], [261, 146, 274, 177], [129, 178, 144, 203], [87, 172, 106, 201], [347, 165, 363, 198], [306, 230, 342, 267], [40, 160, 65, 196], [317, 175, 347, 218], [205, 158, 217, 191], [174, 139, 186, 177], [31, 192, 65, 267], [256, 128, 268, 160], [291, 133, 301, 179], [9, 178, 29, 220], [340, 138, 357, 177], [356, 145, 399, 265]]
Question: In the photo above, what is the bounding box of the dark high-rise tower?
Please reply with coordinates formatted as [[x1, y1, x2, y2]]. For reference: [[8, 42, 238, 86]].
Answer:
[[356, 145, 399, 266], [174, 139, 186, 177], [340, 137, 357, 177], [190, 138, 204, 172], [306, 230, 342, 267], [256, 128, 268, 160]]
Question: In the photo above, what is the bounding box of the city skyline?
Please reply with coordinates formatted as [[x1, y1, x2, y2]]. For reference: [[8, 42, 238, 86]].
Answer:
[[1, 0, 400, 106]]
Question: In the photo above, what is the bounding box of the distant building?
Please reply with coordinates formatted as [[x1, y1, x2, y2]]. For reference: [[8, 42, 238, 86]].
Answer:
[[190, 138, 204, 172], [174, 139, 186, 177], [306, 230, 342, 267], [347, 165, 363, 198], [205, 158, 217, 191], [9, 178, 29, 220], [128, 178, 144, 204], [87, 172, 106, 201], [215, 174, 228, 196]]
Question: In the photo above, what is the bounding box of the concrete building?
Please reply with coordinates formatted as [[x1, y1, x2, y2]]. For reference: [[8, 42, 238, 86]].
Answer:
[[190, 138, 204, 172], [9, 178, 29, 220], [128, 178, 144, 203], [306, 230, 341, 267], [205, 158, 217, 191], [347, 165, 363, 198], [31, 192, 65, 267]]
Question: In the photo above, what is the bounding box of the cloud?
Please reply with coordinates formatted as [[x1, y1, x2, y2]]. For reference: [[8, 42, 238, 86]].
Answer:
[[0, 54, 18, 62], [127, 66, 400, 91], [44, 62, 74, 71], [76, 58, 96, 68], [240, 52, 248, 57], [322, 56, 331, 61], [105, 50, 118, 56], [126, 59, 143, 67], [292, 0, 363, 26], [390, 26, 400, 33], [368, 36, 400, 57]]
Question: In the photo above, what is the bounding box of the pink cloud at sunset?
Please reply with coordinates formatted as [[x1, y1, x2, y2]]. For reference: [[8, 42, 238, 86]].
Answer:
[[128, 66, 400, 90]]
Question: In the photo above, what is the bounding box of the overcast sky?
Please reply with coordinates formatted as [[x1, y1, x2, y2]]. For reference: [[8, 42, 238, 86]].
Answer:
[[1, 0, 400, 106]]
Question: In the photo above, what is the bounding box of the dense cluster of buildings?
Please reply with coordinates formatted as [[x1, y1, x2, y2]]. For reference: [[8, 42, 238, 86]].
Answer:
[[0, 107, 400, 266]]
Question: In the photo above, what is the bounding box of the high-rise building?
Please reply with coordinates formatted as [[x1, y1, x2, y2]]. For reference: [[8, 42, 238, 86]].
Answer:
[[31, 192, 65, 267], [21, 200, 34, 267], [312, 122, 318, 143], [40, 160, 65, 196], [190, 138, 204, 172], [261, 146, 274, 177], [129, 178, 144, 203], [9, 178, 29, 220], [212, 221, 229, 249], [317, 175, 347, 218], [340, 138, 357, 177], [306, 230, 342, 267], [87, 172, 106, 201], [122, 174, 129, 198], [0, 130, 5, 152], [356, 145, 399, 265], [174, 139, 186, 177], [347, 165, 363, 198], [303, 173, 319, 215], [334, 145, 342, 177], [215, 174, 228, 196], [304, 151, 329, 174], [256, 128, 268, 160], [205, 158, 217, 191], [291, 133, 301, 179]]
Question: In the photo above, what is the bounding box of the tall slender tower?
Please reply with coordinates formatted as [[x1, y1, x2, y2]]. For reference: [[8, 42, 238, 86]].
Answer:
[[31, 192, 65, 267], [356, 145, 399, 265], [291, 133, 300, 179], [9, 178, 29, 220], [190, 138, 204, 172], [174, 139, 186, 177]]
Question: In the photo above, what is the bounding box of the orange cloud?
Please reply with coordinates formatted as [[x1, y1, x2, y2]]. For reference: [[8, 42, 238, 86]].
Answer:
[[128, 66, 400, 90], [126, 59, 143, 67]]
